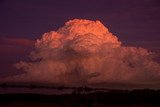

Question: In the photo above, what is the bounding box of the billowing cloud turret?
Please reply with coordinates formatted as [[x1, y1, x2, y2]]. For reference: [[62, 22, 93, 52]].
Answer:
[[6, 19, 160, 88]]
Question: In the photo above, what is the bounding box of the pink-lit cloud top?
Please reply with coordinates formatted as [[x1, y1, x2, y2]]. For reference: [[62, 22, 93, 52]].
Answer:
[[2, 19, 160, 88]]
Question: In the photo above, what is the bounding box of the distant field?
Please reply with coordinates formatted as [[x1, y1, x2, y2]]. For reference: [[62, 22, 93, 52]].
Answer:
[[1, 89, 160, 107], [1, 103, 160, 107]]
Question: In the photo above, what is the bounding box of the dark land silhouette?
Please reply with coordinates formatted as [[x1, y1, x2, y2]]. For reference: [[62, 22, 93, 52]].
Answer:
[[1, 84, 160, 106]]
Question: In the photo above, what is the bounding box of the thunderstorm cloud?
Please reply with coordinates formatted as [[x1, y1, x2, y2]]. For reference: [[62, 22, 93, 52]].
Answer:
[[4, 19, 160, 88]]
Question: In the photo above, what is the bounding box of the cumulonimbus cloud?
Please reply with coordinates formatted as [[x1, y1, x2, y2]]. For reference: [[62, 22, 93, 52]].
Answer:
[[4, 19, 160, 87]]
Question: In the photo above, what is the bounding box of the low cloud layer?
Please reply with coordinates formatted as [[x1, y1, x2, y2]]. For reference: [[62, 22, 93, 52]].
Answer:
[[3, 19, 160, 88]]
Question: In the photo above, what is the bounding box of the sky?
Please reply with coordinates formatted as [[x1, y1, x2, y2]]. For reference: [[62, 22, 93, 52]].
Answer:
[[0, 0, 160, 88]]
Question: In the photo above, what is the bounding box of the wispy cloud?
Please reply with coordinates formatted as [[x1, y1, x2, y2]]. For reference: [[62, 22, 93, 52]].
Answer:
[[0, 37, 35, 53], [1, 38, 35, 47]]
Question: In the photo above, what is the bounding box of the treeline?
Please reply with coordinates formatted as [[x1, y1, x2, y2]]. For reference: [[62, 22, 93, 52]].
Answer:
[[0, 89, 160, 104], [1, 84, 160, 104], [0, 83, 108, 92]]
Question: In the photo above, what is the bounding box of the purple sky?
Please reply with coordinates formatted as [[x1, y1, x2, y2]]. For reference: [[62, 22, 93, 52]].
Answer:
[[0, 0, 160, 78]]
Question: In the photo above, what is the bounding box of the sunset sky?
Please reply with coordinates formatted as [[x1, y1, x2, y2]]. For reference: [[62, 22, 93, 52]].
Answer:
[[0, 0, 160, 88]]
